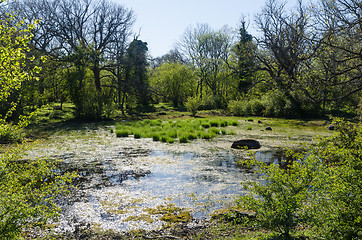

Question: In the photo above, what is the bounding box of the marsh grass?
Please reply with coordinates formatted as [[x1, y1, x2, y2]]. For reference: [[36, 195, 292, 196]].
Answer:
[[115, 118, 238, 143]]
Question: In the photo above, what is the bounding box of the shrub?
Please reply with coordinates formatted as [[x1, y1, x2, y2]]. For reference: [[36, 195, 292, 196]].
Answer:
[[249, 99, 265, 116], [228, 100, 244, 116], [134, 132, 141, 139], [229, 120, 238, 126], [238, 119, 362, 239], [160, 136, 168, 142], [0, 145, 75, 239], [209, 127, 220, 135], [220, 120, 228, 127], [201, 122, 211, 129], [238, 149, 325, 239], [185, 96, 201, 117], [201, 132, 214, 140], [166, 138, 174, 143]]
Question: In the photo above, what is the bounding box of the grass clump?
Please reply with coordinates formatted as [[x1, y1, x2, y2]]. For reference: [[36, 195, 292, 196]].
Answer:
[[179, 135, 189, 143], [152, 134, 160, 141], [134, 132, 141, 139], [210, 120, 220, 127], [116, 129, 130, 137], [201, 122, 211, 129], [115, 117, 237, 143]]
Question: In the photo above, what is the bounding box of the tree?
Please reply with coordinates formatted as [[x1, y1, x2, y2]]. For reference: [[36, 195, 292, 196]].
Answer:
[[255, 0, 318, 116], [150, 62, 196, 106], [178, 24, 234, 100], [0, 3, 75, 238], [7, 0, 135, 118], [310, 0, 362, 107], [0, 3, 40, 142], [232, 20, 258, 95], [125, 38, 150, 108]]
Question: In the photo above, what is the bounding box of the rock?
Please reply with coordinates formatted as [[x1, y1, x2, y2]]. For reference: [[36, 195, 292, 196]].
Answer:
[[265, 126, 272, 131], [231, 139, 261, 149], [328, 125, 335, 130]]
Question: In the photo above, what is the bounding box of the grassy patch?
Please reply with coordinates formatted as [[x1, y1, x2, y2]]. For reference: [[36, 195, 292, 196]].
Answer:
[[115, 118, 237, 143]]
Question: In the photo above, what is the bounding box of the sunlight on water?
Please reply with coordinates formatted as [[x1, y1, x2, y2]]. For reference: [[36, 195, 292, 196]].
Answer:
[[26, 123, 280, 233]]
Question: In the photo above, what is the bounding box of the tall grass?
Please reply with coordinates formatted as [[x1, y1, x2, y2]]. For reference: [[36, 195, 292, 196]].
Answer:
[[115, 118, 238, 143]]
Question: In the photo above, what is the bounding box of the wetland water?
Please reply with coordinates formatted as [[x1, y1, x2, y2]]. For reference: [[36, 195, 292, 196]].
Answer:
[[25, 122, 285, 234]]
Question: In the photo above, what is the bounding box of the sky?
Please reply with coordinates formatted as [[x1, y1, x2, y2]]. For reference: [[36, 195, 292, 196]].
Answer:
[[113, 0, 301, 58]]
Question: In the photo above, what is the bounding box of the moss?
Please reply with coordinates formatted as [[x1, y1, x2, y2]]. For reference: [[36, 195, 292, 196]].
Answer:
[[125, 214, 154, 223], [145, 203, 192, 224], [160, 211, 192, 223]]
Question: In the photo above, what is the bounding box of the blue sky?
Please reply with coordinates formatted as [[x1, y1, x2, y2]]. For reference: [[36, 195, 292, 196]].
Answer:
[[114, 0, 302, 57]]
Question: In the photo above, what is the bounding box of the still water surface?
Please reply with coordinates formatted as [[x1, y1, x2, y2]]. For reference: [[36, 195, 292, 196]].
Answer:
[[26, 123, 280, 233]]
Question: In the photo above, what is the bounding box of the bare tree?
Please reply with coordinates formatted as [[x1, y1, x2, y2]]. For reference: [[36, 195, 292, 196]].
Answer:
[[177, 24, 234, 99], [255, 0, 319, 114], [312, 0, 362, 104]]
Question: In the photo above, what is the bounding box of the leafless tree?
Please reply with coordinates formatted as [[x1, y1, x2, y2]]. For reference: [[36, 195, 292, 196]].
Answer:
[[255, 0, 321, 114], [177, 24, 234, 98]]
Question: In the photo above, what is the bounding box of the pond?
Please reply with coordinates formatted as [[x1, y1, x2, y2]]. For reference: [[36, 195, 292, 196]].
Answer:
[[25, 122, 287, 234]]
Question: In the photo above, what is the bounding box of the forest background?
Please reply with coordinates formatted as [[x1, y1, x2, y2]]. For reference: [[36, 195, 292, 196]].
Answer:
[[0, 0, 361, 136]]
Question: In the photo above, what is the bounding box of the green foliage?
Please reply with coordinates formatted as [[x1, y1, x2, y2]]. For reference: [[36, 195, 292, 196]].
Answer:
[[238, 119, 362, 239], [179, 135, 188, 143], [185, 96, 201, 117], [0, 9, 39, 142], [116, 129, 130, 137], [309, 119, 362, 239], [0, 144, 75, 239], [149, 63, 196, 106], [238, 149, 325, 239]]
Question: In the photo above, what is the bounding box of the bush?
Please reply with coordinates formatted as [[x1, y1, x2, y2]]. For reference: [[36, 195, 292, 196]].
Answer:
[[0, 145, 75, 239], [261, 90, 290, 117], [238, 119, 362, 239], [185, 96, 201, 117], [238, 149, 325, 239], [228, 100, 245, 116]]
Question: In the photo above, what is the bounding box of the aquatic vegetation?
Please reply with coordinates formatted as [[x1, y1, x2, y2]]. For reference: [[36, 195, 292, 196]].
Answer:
[[145, 203, 192, 224], [115, 118, 237, 143], [179, 134, 189, 143]]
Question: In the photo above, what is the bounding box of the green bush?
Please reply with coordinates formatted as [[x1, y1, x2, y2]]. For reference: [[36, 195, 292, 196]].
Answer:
[[0, 145, 75, 239], [134, 132, 141, 139], [261, 90, 290, 117], [228, 100, 244, 116], [185, 96, 201, 117], [238, 119, 362, 239], [187, 133, 198, 140]]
